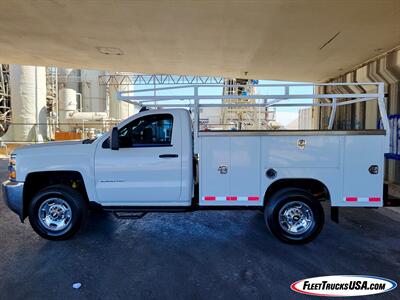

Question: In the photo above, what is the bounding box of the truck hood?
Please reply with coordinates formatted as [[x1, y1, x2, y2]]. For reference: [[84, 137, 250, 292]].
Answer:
[[13, 140, 89, 154], [11, 139, 99, 182]]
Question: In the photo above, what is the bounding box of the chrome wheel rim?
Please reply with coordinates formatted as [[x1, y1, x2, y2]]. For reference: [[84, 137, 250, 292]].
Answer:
[[278, 201, 314, 235], [38, 198, 72, 232]]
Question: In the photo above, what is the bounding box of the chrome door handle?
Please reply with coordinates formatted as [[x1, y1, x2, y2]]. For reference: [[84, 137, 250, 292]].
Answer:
[[159, 154, 179, 158]]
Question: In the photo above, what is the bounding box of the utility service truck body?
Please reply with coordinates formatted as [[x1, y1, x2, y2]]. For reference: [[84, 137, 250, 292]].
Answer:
[[2, 82, 389, 243]]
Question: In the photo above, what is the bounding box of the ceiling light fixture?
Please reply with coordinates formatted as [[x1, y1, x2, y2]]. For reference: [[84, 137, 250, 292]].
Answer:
[[96, 47, 124, 56]]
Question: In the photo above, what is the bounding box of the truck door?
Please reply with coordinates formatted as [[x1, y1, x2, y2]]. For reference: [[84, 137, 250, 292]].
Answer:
[[94, 112, 182, 205]]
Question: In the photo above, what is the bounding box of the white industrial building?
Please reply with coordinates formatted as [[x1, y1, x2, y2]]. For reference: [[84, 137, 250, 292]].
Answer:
[[0, 65, 139, 143]]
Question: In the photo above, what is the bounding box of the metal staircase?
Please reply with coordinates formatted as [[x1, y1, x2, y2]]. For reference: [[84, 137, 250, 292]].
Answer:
[[0, 64, 11, 136], [221, 78, 276, 130]]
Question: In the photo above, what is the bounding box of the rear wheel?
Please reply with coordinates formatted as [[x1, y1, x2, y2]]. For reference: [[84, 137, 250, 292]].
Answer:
[[28, 184, 87, 240], [264, 188, 324, 244]]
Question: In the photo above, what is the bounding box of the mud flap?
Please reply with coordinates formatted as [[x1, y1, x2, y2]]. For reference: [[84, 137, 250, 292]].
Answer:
[[331, 207, 339, 223], [383, 183, 400, 206]]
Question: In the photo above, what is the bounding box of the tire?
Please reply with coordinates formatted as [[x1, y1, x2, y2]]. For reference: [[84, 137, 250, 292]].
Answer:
[[264, 188, 324, 244], [28, 184, 88, 240]]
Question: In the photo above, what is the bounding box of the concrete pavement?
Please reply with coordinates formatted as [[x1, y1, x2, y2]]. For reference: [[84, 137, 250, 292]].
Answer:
[[0, 159, 399, 299]]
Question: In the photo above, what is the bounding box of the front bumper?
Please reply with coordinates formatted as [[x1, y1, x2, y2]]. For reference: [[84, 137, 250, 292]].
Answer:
[[2, 180, 24, 222]]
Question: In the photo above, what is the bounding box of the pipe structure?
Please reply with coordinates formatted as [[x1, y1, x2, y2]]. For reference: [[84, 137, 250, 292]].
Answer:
[[67, 111, 108, 121]]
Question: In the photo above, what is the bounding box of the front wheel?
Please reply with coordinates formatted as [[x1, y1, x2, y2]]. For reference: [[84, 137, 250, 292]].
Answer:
[[264, 188, 324, 244], [28, 184, 87, 240]]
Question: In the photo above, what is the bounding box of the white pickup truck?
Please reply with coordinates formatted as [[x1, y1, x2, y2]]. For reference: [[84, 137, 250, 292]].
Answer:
[[2, 82, 390, 244]]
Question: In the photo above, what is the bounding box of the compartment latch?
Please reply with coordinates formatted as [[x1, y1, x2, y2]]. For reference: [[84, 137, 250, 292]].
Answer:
[[218, 165, 228, 174]]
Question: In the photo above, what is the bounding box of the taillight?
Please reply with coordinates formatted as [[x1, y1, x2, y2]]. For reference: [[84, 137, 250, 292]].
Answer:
[[8, 154, 16, 180]]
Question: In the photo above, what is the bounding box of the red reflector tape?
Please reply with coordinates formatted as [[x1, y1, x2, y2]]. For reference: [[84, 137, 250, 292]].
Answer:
[[203, 196, 260, 201], [369, 197, 381, 202], [346, 197, 358, 202]]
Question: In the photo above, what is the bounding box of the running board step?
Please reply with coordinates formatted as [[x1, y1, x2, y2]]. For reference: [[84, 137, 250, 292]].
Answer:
[[113, 211, 147, 219], [104, 206, 191, 213]]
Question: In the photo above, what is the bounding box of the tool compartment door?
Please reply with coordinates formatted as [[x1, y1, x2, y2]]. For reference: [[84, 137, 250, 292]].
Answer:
[[199, 136, 230, 204], [342, 135, 385, 207], [199, 136, 261, 206], [229, 136, 261, 205]]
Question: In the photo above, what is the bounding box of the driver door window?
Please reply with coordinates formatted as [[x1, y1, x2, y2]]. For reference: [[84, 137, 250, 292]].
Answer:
[[115, 114, 173, 148], [103, 114, 173, 148]]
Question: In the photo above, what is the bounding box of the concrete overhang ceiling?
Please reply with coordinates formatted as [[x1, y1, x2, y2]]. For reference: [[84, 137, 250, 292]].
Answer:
[[1, 0, 400, 81]]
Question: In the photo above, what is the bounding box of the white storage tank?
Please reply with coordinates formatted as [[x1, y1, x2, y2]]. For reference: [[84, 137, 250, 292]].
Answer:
[[7, 65, 47, 142], [81, 70, 106, 112], [59, 88, 78, 131], [109, 83, 137, 120]]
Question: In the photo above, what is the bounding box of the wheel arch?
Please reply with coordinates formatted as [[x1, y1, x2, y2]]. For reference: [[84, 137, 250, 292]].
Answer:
[[22, 170, 89, 220], [263, 178, 331, 206]]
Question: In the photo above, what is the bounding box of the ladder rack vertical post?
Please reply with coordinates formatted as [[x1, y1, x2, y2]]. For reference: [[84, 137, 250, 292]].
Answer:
[[377, 82, 390, 153], [284, 85, 289, 97], [328, 98, 337, 130], [194, 86, 200, 154]]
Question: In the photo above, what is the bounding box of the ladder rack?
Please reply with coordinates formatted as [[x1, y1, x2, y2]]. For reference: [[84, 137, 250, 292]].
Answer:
[[117, 82, 389, 151]]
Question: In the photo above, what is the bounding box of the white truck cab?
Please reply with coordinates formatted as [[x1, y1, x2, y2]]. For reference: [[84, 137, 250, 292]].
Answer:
[[95, 109, 193, 206], [2, 82, 390, 244]]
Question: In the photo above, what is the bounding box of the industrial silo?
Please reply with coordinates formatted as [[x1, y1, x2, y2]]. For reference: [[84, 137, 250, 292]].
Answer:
[[108, 79, 137, 120], [2, 65, 48, 142]]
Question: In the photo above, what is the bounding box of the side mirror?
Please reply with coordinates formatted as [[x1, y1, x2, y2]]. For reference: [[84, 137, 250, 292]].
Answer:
[[111, 127, 119, 150]]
